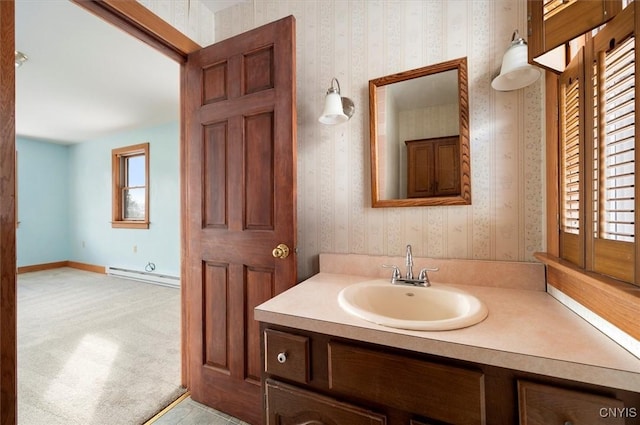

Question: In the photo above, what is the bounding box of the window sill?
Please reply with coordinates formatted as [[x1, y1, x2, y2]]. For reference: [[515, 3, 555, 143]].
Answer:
[[111, 221, 150, 229], [534, 252, 640, 341]]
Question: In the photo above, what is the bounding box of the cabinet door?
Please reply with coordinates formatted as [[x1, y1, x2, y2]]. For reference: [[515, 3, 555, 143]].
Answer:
[[518, 381, 626, 425], [406, 136, 460, 198], [265, 379, 386, 425], [328, 342, 485, 425], [406, 140, 435, 198], [433, 138, 460, 196]]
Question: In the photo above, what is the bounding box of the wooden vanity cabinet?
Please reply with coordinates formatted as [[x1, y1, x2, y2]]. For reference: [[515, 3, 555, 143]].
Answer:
[[264, 329, 310, 385], [518, 380, 628, 425], [265, 379, 387, 425], [261, 324, 640, 425], [328, 342, 485, 424]]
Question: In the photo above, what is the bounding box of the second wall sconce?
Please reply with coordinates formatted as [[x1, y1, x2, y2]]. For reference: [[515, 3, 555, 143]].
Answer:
[[492, 30, 541, 91], [318, 77, 355, 125]]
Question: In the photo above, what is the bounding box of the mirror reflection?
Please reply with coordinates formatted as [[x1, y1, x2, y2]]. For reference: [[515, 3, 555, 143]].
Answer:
[[369, 57, 471, 207]]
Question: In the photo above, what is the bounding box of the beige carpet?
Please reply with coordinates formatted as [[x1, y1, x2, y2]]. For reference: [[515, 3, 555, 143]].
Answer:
[[17, 267, 185, 425]]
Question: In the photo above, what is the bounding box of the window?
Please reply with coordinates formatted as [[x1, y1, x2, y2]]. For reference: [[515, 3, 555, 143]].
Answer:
[[112, 143, 149, 229], [538, 0, 638, 343], [557, 4, 636, 285]]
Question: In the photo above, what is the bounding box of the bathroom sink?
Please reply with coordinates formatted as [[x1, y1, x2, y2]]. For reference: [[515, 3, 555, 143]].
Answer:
[[338, 280, 488, 331]]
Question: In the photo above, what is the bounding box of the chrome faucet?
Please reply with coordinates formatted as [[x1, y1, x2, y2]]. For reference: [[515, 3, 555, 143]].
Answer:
[[405, 244, 414, 280], [382, 244, 439, 287]]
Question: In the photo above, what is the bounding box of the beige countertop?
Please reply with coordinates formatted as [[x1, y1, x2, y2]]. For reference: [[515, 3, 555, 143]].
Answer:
[[255, 272, 640, 393]]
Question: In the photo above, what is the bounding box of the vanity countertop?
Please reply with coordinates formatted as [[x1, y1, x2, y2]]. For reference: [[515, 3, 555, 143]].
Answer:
[[255, 272, 640, 393]]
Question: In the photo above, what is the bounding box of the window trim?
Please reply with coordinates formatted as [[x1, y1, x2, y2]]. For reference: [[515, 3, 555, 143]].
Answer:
[[112, 142, 150, 229]]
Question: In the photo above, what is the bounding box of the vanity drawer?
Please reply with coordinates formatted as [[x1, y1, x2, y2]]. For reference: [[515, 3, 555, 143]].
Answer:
[[264, 329, 309, 384], [265, 379, 386, 425], [328, 341, 485, 425], [518, 381, 626, 425]]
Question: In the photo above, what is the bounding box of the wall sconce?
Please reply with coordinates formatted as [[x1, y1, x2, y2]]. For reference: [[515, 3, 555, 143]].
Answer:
[[318, 78, 355, 125], [15, 51, 28, 68], [491, 30, 541, 91]]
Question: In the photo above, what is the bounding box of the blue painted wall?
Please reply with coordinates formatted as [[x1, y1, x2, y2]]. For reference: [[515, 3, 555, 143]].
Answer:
[[17, 121, 180, 277], [68, 121, 180, 276], [16, 137, 71, 267]]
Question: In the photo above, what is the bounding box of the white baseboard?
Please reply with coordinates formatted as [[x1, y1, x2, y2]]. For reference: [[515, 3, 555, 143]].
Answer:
[[106, 267, 180, 288]]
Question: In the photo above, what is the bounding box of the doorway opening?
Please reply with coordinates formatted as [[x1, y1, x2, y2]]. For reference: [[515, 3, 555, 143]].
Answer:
[[15, 1, 182, 423]]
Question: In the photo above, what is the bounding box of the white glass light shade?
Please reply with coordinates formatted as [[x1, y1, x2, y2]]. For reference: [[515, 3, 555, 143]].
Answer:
[[492, 34, 541, 91], [319, 91, 348, 125]]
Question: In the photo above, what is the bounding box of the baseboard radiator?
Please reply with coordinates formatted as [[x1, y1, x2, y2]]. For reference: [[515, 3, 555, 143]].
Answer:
[[106, 267, 180, 288]]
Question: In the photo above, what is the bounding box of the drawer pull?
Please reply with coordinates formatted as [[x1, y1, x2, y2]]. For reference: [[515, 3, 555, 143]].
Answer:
[[277, 352, 288, 363]]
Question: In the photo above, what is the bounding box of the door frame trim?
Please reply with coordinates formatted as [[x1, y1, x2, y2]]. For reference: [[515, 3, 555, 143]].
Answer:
[[1, 1, 17, 423]]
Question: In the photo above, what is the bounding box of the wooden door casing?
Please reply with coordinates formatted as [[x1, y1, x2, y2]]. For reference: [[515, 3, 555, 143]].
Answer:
[[0, 1, 17, 424], [184, 16, 296, 424]]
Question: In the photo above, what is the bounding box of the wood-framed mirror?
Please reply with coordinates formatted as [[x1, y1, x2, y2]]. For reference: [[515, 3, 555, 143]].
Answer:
[[369, 57, 471, 207]]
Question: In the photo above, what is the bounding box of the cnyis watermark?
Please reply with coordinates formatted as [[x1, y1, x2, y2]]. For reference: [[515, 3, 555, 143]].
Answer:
[[599, 407, 638, 418]]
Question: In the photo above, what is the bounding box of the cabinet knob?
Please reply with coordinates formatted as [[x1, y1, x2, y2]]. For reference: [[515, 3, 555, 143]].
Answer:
[[564, 422, 573, 425], [277, 352, 287, 363]]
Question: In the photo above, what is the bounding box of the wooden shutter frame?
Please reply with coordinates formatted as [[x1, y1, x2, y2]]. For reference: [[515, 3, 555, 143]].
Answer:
[[591, 6, 635, 283], [559, 48, 586, 267], [528, 0, 623, 72]]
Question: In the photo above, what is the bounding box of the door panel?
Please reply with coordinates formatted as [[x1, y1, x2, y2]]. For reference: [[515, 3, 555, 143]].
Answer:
[[185, 15, 296, 424], [203, 62, 228, 104], [203, 262, 229, 371], [245, 112, 275, 230], [246, 266, 275, 382], [203, 122, 228, 228], [244, 46, 274, 94]]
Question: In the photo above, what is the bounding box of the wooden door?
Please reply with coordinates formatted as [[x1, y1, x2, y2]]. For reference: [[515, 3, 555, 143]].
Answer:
[[184, 16, 297, 424]]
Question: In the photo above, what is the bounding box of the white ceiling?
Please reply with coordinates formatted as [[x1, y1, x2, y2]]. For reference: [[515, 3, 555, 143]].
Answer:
[[15, 1, 182, 144]]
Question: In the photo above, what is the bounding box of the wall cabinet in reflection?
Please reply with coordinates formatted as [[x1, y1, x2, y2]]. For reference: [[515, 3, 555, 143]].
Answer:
[[405, 136, 460, 198]]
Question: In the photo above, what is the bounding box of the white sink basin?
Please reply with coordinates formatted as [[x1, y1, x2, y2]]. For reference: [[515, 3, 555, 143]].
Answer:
[[338, 280, 488, 331]]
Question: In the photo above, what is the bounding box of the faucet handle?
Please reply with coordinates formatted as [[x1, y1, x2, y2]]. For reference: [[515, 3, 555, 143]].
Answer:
[[382, 264, 402, 281], [418, 267, 439, 281]]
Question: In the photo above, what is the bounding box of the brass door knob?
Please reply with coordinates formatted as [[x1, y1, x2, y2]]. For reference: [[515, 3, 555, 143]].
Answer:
[[272, 243, 290, 259]]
